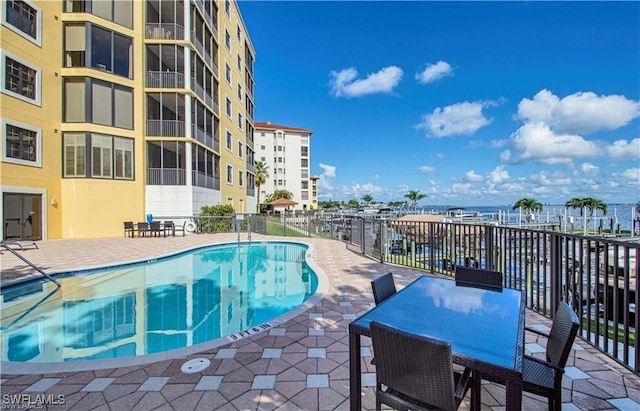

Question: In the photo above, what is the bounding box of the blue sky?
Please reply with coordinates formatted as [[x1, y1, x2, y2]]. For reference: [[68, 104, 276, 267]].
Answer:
[[238, 1, 640, 206]]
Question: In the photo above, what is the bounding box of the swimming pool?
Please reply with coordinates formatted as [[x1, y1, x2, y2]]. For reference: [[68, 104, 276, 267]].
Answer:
[[0, 241, 324, 371]]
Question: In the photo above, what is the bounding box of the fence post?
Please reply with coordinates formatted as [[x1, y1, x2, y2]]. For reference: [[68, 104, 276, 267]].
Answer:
[[379, 220, 385, 263], [485, 225, 494, 271], [550, 232, 563, 316]]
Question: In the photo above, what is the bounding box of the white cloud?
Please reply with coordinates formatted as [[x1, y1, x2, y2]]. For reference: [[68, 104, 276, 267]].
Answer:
[[509, 122, 600, 164], [418, 165, 436, 174], [606, 138, 640, 161], [488, 166, 509, 184], [329, 66, 403, 98], [415, 61, 453, 84], [465, 170, 484, 182], [316, 163, 336, 199], [490, 139, 508, 148], [529, 171, 572, 186], [517, 89, 640, 134], [319, 163, 336, 178], [619, 167, 640, 181], [579, 163, 600, 177], [415, 101, 494, 137]]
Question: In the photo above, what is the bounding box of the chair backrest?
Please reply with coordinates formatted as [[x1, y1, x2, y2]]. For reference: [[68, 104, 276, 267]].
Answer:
[[371, 272, 396, 305], [164, 220, 174, 228], [370, 321, 458, 411], [455, 266, 503, 291], [546, 301, 580, 368], [124, 221, 134, 229], [137, 222, 149, 230]]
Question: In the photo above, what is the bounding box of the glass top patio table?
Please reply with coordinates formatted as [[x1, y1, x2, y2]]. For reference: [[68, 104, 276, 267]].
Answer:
[[348, 275, 525, 410]]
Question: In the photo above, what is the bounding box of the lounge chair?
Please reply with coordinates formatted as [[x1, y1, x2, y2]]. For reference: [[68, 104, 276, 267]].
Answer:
[[1, 240, 39, 250]]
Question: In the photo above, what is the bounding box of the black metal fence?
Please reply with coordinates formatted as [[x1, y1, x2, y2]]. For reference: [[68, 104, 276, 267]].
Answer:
[[186, 212, 639, 373]]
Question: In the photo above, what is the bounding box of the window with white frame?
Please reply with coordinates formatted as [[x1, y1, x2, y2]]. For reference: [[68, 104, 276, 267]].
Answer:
[[237, 83, 242, 100], [226, 164, 233, 184], [238, 170, 244, 187], [2, 119, 41, 167], [226, 130, 232, 151], [225, 29, 231, 50], [1, 51, 40, 106], [237, 54, 241, 71], [225, 63, 231, 84], [238, 141, 243, 158], [225, 97, 232, 117], [238, 113, 243, 130], [3, 0, 41, 45]]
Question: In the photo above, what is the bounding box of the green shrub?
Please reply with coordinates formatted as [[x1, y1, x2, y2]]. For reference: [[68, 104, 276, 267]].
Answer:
[[197, 204, 235, 232]]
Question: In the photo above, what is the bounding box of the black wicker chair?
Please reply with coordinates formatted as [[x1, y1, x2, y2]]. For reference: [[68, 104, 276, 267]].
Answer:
[[370, 321, 472, 411], [371, 272, 397, 305], [123, 221, 135, 238], [484, 301, 579, 411], [454, 266, 503, 291]]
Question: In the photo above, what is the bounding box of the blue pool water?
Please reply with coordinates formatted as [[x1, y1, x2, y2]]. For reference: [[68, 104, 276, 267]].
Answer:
[[0, 242, 318, 364]]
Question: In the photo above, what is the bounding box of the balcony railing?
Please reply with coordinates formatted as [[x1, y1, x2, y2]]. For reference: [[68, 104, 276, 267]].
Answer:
[[192, 171, 220, 190], [146, 168, 186, 185], [191, 124, 219, 152], [146, 120, 185, 137], [146, 71, 185, 89], [191, 79, 214, 108], [145, 23, 184, 40], [313, 215, 638, 373]]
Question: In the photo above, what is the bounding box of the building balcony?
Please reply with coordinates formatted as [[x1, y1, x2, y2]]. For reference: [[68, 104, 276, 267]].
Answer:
[[146, 120, 185, 137], [192, 171, 220, 190], [146, 71, 185, 89], [191, 79, 214, 108], [146, 168, 186, 185], [145, 23, 184, 40], [191, 125, 219, 152]]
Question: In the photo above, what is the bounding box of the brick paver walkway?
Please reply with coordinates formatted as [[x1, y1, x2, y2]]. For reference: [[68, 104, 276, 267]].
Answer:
[[1, 234, 639, 410]]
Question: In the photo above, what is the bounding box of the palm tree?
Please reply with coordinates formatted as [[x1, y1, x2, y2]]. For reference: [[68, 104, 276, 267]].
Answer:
[[361, 194, 373, 207], [347, 198, 359, 209], [565, 197, 607, 216], [582, 198, 607, 217], [512, 198, 543, 222], [404, 190, 427, 212], [254, 161, 269, 213]]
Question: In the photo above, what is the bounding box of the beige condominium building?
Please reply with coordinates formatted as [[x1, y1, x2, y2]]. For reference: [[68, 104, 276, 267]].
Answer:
[[253, 121, 314, 212], [1, 0, 256, 239]]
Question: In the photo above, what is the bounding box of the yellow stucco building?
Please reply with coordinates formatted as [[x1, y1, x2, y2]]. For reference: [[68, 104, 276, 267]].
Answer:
[[1, 0, 256, 240]]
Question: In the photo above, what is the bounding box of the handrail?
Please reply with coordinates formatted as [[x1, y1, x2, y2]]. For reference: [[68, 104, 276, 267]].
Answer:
[[1, 245, 61, 288]]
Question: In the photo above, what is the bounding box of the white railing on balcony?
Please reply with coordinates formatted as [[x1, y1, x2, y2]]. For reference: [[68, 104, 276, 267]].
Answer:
[[146, 120, 185, 137], [147, 168, 186, 185], [192, 171, 220, 190], [145, 23, 184, 40], [146, 71, 185, 89]]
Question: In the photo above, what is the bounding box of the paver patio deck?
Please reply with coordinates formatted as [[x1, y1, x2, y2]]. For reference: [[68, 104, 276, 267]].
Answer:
[[1, 234, 639, 410]]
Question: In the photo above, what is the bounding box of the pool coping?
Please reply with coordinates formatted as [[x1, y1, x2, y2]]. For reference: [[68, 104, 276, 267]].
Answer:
[[1, 239, 329, 374]]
